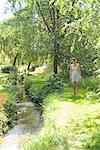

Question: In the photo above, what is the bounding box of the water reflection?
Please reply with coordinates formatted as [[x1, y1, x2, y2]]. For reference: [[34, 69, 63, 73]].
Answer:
[[0, 101, 41, 150]]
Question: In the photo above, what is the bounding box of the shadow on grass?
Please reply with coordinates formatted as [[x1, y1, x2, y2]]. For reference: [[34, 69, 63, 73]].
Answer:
[[63, 83, 87, 101], [62, 96, 84, 103], [62, 88, 86, 103], [85, 132, 100, 150], [67, 95, 83, 100]]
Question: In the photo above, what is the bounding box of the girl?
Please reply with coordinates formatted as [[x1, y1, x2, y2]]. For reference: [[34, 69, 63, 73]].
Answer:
[[70, 58, 82, 96]]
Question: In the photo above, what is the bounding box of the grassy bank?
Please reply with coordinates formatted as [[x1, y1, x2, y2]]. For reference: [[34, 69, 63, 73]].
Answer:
[[24, 73, 100, 150]]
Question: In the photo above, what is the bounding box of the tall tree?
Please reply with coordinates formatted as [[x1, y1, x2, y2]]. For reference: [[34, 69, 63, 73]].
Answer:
[[2, 0, 99, 76]]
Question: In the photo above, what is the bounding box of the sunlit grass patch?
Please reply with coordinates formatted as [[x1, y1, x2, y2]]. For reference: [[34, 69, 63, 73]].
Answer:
[[24, 129, 69, 150], [64, 102, 100, 150], [25, 74, 48, 91], [19, 133, 34, 149]]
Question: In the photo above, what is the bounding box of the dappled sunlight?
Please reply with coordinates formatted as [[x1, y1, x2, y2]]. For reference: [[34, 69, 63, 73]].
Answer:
[[54, 101, 100, 150], [54, 101, 100, 128], [62, 83, 88, 102], [42, 93, 100, 150], [19, 133, 35, 149], [55, 102, 73, 128]]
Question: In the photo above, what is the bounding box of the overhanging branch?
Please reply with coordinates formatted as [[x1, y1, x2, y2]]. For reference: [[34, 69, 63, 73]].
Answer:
[[36, 1, 52, 33]]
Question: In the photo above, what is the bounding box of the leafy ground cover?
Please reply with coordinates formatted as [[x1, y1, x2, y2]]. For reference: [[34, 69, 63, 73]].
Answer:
[[0, 72, 18, 138]]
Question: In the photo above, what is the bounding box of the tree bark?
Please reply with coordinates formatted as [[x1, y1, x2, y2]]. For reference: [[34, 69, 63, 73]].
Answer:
[[13, 53, 18, 66], [53, 9, 60, 75], [37, 2, 60, 75], [36, 1, 51, 33], [53, 42, 60, 75]]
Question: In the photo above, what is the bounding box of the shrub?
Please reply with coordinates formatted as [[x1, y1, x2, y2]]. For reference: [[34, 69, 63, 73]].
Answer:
[[79, 77, 99, 91], [4, 101, 18, 126], [1, 65, 17, 73], [25, 75, 63, 104], [0, 101, 18, 135]]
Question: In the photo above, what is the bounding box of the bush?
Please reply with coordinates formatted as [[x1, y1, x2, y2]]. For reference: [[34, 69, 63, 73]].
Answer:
[[1, 65, 17, 73], [79, 77, 99, 91], [41, 75, 63, 93], [4, 101, 18, 126], [0, 101, 18, 135], [25, 75, 63, 104]]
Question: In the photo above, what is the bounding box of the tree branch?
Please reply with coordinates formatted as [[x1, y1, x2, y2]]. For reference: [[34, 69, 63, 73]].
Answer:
[[72, 0, 76, 7], [36, 1, 52, 33]]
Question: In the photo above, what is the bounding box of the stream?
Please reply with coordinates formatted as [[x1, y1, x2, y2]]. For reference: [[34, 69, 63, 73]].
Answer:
[[0, 86, 41, 150]]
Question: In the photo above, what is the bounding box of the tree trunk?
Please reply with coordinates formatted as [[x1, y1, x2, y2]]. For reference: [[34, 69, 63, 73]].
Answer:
[[13, 53, 18, 66], [53, 42, 60, 75], [37, 2, 60, 75], [53, 9, 60, 75], [27, 61, 31, 70]]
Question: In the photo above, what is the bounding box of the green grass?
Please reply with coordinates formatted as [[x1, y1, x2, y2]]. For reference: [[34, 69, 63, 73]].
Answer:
[[24, 74, 100, 150], [25, 73, 49, 91]]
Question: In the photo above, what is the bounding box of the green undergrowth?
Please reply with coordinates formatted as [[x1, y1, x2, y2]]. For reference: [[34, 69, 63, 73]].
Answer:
[[0, 72, 18, 136], [25, 74, 63, 104], [25, 73, 48, 91], [24, 74, 100, 150]]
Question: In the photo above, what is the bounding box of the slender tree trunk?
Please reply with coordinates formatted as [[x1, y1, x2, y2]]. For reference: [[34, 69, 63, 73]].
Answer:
[[27, 61, 31, 70], [13, 53, 18, 66], [53, 41, 60, 75], [53, 9, 60, 75], [37, 2, 60, 75], [54, 43, 57, 75]]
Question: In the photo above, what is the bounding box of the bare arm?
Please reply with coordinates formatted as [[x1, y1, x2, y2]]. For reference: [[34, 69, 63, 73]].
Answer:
[[70, 64, 72, 80], [78, 64, 82, 78]]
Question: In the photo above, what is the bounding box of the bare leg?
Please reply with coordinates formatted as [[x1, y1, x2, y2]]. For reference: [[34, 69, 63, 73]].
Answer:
[[73, 81, 76, 96], [75, 82, 78, 96]]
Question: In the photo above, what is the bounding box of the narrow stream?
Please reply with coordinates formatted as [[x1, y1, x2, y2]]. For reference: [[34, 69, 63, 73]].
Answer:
[[0, 86, 41, 150]]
